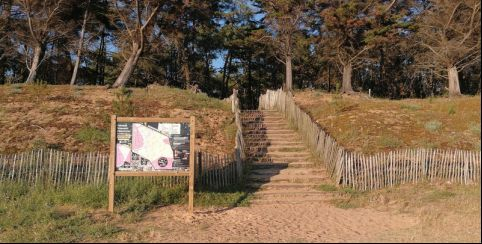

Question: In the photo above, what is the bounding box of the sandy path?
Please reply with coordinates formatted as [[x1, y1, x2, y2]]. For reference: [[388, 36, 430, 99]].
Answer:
[[116, 202, 419, 243]]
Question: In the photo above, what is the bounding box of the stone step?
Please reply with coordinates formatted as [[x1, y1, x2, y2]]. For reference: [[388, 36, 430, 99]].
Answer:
[[249, 168, 325, 176], [241, 119, 287, 124], [245, 149, 310, 156], [240, 112, 282, 116], [246, 182, 319, 190], [241, 110, 278, 115], [242, 125, 291, 130], [248, 174, 328, 183], [243, 129, 295, 134], [245, 141, 304, 146], [242, 121, 290, 126], [250, 162, 315, 169], [243, 134, 301, 140], [246, 151, 312, 158], [245, 145, 307, 152], [248, 156, 312, 163]]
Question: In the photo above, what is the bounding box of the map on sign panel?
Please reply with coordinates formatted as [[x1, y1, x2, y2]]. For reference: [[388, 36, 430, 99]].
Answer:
[[115, 122, 190, 171]]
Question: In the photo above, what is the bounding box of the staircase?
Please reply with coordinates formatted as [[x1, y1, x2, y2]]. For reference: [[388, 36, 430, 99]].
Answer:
[[241, 110, 335, 205]]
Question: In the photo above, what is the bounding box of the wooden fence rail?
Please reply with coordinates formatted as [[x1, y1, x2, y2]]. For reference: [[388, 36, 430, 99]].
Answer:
[[259, 89, 481, 190], [0, 149, 242, 189]]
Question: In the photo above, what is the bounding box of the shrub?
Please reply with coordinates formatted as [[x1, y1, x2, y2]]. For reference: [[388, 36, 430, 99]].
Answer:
[[425, 120, 442, 132], [112, 87, 134, 117], [469, 123, 481, 135]]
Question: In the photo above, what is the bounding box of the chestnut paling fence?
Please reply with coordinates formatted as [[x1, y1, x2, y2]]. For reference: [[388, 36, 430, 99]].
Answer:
[[0, 149, 243, 189], [258, 88, 481, 190], [0, 90, 246, 189]]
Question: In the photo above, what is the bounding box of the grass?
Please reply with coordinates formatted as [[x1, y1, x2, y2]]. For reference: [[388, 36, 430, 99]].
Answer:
[[378, 135, 404, 148], [424, 120, 442, 132], [74, 126, 110, 151], [317, 184, 338, 192], [294, 90, 481, 154], [0, 182, 120, 242], [0, 178, 252, 242], [320, 183, 481, 242], [400, 104, 421, 111]]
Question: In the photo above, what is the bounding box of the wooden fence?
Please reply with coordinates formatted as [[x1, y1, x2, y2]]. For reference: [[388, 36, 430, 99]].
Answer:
[[0, 149, 242, 189], [259, 88, 481, 190]]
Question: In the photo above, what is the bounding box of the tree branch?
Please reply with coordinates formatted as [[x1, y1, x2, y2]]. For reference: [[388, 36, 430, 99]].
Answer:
[[114, 0, 134, 41]]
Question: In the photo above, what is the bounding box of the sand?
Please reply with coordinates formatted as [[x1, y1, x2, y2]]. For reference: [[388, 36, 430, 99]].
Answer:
[[116, 203, 420, 243]]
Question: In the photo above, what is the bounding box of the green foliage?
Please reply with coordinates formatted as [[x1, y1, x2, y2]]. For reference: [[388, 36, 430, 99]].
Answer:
[[469, 123, 481, 136], [317, 184, 338, 192], [74, 126, 109, 150], [0, 183, 119, 242], [378, 135, 403, 149], [112, 87, 134, 117], [425, 120, 442, 132], [422, 190, 456, 202], [195, 191, 252, 207], [115, 178, 187, 215]]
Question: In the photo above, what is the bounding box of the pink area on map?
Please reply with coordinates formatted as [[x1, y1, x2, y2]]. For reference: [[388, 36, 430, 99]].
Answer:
[[116, 143, 132, 167], [131, 123, 174, 170], [132, 125, 145, 150]]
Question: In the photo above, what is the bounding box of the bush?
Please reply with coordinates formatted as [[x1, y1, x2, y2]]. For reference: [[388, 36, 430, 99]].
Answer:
[[112, 87, 134, 117], [425, 120, 442, 132], [469, 123, 481, 135]]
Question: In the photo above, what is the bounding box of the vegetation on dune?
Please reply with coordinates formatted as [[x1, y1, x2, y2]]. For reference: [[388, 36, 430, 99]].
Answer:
[[294, 90, 481, 153], [0, 85, 235, 154]]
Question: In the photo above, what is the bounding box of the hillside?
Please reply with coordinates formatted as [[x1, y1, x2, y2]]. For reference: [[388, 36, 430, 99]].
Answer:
[[293, 90, 481, 154], [0, 84, 236, 154]]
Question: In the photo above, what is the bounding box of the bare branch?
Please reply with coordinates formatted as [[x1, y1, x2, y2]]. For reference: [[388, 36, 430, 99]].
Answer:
[[114, 0, 134, 41]]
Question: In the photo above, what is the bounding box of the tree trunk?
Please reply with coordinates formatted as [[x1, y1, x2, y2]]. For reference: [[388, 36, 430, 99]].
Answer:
[[112, 43, 141, 88], [222, 51, 231, 97], [341, 62, 354, 93], [180, 47, 191, 89], [448, 66, 461, 97], [328, 63, 331, 92], [285, 54, 293, 91], [26, 45, 44, 83], [96, 29, 106, 85], [70, 4, 89, 86]]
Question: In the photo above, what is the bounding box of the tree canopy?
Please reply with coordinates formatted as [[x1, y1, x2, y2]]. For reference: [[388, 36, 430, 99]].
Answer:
[[0, 0, 480, 104]]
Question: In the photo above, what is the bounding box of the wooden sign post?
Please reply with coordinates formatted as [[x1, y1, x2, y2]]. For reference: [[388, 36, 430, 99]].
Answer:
[[108, 115, 195, 214]]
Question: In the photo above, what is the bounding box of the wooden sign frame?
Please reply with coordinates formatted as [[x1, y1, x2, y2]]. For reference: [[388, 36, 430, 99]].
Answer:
[[108, 115, 195, 214]]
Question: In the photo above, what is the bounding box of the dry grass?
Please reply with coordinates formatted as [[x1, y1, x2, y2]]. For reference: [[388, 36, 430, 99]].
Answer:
[[293, 90, 481, 154], [0, 84, 235, 154], [323, 183, 481, 242]]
